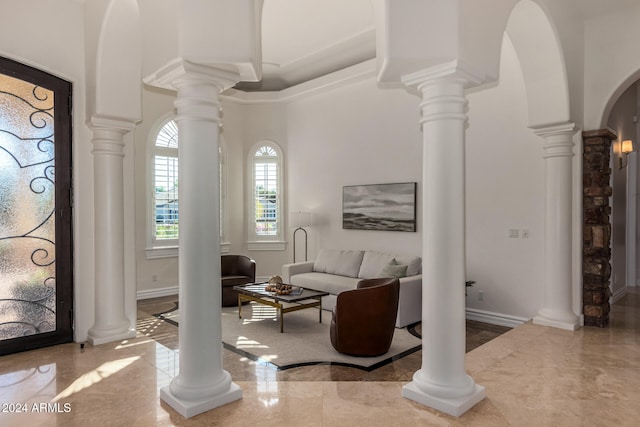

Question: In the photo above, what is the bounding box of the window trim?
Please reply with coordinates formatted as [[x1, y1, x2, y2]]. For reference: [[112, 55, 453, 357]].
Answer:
[[247, 140, 285, 250], [146, 116, 230, 259], [148, 117, 179, 253], [219, 136, 230, 252]]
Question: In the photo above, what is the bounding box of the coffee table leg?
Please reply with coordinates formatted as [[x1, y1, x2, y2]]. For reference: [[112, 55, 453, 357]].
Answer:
[[280, 307, 284, 333], [238, 295, 242, 319]]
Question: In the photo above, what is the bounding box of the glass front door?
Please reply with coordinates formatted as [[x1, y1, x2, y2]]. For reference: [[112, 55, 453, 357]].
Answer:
[[0, 56, 73, 355]]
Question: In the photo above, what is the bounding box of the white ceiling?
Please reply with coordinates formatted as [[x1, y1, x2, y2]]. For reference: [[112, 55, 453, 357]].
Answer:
[[235, 0, 640, 92], [235, 0, 375, 91]]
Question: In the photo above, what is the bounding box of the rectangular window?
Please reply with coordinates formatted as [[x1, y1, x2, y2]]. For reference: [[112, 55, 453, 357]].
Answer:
[[154, 155, 179, 240]]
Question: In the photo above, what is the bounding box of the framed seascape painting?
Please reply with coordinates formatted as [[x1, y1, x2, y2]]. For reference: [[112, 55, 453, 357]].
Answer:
[[342, 182, 417, 232]]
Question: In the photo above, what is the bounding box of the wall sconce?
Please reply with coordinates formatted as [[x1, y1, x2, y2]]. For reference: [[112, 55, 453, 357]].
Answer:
[[619, 139, 633, 169], [291, 211, 312, 262]]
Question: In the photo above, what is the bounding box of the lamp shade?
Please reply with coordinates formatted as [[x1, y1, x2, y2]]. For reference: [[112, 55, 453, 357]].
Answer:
[[622, 139, 633, 153], [291, 211, 312, 228]]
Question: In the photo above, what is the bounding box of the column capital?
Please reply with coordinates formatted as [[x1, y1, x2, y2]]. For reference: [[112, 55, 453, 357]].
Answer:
[[89, 115, 136, 134], [531, 122, 577, 138], [531, 122, 577, 159], [89, 115, 135, 157], [401, 59, 486, 90], [144, 58, 240, 93]]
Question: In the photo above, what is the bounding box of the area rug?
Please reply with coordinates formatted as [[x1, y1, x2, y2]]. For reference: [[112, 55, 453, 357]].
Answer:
[[155, 303, 422, 371]]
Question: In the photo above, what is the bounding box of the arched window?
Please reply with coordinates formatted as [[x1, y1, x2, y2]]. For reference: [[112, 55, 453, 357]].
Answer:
[[248, 141, 285, 250], [153, 119, 179, 244], [146, 118, 228, 258]]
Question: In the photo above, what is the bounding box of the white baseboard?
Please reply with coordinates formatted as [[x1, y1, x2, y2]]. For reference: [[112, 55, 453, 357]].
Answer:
[[137, 286, 178, 300], [465, 308, 528, 329], [610, 286, 628, 304], [136, 279, 269, 300]]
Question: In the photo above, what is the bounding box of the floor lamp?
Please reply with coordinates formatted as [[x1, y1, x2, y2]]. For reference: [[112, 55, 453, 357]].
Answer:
[[291, 211, 312, 262]]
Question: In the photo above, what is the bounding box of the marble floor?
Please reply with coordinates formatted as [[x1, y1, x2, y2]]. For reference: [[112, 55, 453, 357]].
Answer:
[[0, 289, 638, 426]]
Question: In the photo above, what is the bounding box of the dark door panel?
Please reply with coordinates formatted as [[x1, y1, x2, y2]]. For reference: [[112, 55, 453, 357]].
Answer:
[[0, 56, 73, 355]]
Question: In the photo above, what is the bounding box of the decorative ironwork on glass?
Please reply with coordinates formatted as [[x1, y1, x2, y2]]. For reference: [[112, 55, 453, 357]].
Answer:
[[0, 73, 57, 340]]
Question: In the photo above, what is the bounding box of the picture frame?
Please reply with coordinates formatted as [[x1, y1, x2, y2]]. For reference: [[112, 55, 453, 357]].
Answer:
[[342, 182, 417, 232]]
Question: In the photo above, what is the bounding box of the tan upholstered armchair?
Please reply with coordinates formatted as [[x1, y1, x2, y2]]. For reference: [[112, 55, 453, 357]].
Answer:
[[329, 277, 400, 356], [221, 255, 256, 307]]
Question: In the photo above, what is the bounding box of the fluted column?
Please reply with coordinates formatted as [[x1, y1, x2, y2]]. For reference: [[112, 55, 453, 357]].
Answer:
[[87, 117, 136, 345], [156, 62, 241, 418], [401, 66, 485, 417], [533, 123, 580, 330]]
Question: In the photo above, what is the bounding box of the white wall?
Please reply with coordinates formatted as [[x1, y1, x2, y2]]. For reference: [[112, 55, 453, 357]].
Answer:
[[465, 36, 544, 319], [284, 78, 423, 260], [607, 84, 637, 298], [226, 101, 289, 279], [584, 4, 640, 129], [0, 0, 95, 341], [134, 86, 179, 296]]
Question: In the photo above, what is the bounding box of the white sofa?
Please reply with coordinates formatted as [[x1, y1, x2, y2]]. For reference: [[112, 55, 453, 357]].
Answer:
[[282, 249, 422, 328]]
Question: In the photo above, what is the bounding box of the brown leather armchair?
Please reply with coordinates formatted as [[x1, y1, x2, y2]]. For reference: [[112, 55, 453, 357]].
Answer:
[[221, 255, 256, 307], [330, 277, 400, 357]]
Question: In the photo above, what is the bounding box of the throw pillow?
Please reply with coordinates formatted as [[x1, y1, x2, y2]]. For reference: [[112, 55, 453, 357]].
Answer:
[[358, 251, 394, 278], [313, 249, 338, 273], [313, 249, 364, 278], [380, 258, 408, 279]]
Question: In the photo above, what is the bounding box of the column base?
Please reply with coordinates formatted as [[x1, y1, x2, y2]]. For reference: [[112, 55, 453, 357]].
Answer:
[[402, 382, 485, 417], [533, 314, 580, 331], [160, 382, 242, 419], [87, 325, 136, 346]]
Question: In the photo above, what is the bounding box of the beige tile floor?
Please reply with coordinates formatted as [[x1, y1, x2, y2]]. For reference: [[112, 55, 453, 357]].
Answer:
[[0, 288, 638, 426]]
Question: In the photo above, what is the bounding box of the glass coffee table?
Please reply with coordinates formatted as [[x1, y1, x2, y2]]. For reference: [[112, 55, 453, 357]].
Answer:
[[233, 283, 329, 333]]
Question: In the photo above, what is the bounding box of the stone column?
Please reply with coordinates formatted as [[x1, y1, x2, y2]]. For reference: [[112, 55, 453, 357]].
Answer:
[[401, 67, 485, 417], [582, 129, 615, 327], [87, 117, 137, 345], [532, 123, 580, 330], [157, 62, 242, 418]]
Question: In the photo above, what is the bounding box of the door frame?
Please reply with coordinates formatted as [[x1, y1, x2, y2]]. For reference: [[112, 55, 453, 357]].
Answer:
[[0, 55, 73, 355]]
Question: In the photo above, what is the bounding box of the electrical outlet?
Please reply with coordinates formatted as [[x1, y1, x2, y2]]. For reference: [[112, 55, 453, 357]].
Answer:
[[508, 229, 519, 238], [522, 229, 529, 238], [478, 290, 484, 301], [152, 275, 157, 282]]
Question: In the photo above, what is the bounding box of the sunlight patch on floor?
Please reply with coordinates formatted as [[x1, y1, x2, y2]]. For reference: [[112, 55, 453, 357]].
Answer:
[[52, 356, 140, 402]]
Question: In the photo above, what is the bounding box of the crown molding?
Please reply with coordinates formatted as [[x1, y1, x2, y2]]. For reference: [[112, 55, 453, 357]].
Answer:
[[222, 58, 377, 105]]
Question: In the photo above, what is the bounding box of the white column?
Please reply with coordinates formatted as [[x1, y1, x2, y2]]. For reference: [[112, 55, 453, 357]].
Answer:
[[533, 123, 580, 330], [401, 67, 485, 417], [158, 63, 242, 418], [87, 117, 136, 345]]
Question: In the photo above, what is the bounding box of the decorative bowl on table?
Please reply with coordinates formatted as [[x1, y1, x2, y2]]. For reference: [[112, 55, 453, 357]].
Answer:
[[265, 275, 294, 294]]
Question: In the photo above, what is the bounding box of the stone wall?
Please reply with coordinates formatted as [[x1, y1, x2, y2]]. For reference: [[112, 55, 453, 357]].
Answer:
[[582, 129, 616, 327]]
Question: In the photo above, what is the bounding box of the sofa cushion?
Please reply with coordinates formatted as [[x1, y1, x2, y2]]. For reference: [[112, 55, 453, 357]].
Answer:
[[380, 258, 408, 279], [358, 251, 421, 278], [358, 251, 394, 278], [313, 249, 364, 278], [398, 255, 421, 276], [290, 272, 360, 295]]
